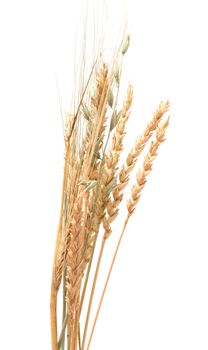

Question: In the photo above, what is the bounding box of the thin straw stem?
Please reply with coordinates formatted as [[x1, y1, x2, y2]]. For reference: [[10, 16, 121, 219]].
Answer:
[[86, 216, 129, 350], [61, 269, 67, 350], [78, 323, 81, 350], [81, 239, 106, 350], [73, 309, 79, 350], [50, 288, 58, 350], [58, 314, 68, 348]]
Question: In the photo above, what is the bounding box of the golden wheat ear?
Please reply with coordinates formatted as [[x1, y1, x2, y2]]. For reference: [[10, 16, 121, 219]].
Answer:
[[119, 101, 170, 192], [127, 116, 170, 215], [85, 115, 170, 350], [102, 101, 169, 239]]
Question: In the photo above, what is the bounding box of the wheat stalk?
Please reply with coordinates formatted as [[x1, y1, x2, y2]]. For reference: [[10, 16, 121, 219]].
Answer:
[[81, 84, 133, 350], [86, 116, 170, 350]]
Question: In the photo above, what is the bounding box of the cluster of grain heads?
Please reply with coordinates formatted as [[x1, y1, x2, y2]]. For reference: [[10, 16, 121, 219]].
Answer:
[[50, 31, 170, 350], [127, 117, 170, 215], [85, 115, 170, 350]]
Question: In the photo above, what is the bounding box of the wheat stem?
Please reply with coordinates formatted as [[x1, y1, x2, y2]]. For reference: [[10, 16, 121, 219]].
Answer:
[[73, 309, 79, 350], [81, 239, 106, 350], [78, 323, 81, 350], [61, 269, 67, 350], [67, 310, 72, 350], [50, 288, 58, 350], [58, 314, 68, 348], [86, 217, 129, 350]]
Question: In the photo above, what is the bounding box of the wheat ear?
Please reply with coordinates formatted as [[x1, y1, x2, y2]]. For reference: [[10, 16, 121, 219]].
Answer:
[[102, 85, 133, 238], [127, 116, 170, 215], [86, 116, 170, 350], [102, 100, 169, 240], [80, 85, 133, 350], [119, 100, 170, 192]]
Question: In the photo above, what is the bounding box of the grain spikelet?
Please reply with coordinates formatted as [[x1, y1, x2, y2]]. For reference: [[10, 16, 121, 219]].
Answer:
[[102, 85, 133, 238], [119, 100, 170, 193], [65, 197, 84, 322], [102, 101, 170, 238], [127, 117, 170, 215], [103, 85, 133, 190]]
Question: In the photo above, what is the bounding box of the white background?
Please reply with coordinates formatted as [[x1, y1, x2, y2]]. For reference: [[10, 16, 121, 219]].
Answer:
[[0, 0, 208, 349]]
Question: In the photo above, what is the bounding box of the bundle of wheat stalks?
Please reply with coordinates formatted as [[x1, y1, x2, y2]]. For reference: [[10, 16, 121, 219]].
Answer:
[[50, 33, 170, 350]]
